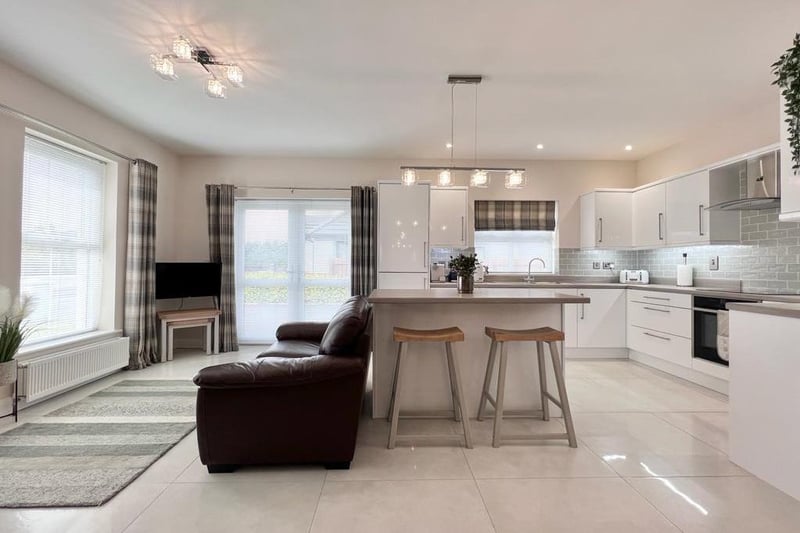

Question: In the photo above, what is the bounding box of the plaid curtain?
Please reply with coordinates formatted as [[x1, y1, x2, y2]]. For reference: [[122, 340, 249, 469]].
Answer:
[[206, 184, 239, 352], [474, 200, 557, 231], [351, 186, 377, 296], [124, 160, 159, 369]]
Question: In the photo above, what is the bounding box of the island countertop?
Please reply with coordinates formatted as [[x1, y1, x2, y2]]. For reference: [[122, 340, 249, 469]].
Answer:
[[368, 288, 591, 304]]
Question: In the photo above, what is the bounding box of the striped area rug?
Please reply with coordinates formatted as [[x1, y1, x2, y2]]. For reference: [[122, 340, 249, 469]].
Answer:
[[0, 380, 196, 508]]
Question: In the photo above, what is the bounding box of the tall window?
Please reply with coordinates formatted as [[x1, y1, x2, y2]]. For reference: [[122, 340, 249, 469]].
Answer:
[[235, 199, 351, 343], [21, 136, 107, 344], [473, 231, 556, 273]]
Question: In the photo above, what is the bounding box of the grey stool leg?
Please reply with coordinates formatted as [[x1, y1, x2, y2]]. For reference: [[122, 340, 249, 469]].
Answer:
[[477, 340, 498, 421], [445, 344, 461, 422], [548, 341, 577, 448], [492, 341, 509, 448], [387, 342, 403, 422], [536, 341, 550, 422], [388, 342, 408, 449], [446, 341, 473, 449]]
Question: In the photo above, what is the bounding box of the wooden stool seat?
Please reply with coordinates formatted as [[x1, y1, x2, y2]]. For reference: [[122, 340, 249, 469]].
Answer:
[[393, 327, 465, 343], [484, 326, 565, 343]]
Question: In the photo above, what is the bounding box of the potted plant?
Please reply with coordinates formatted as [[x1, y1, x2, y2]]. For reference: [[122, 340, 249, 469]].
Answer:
[[449, 253, 480, 294], [0, 286, 31, 389], [773, 33, 800, 174]]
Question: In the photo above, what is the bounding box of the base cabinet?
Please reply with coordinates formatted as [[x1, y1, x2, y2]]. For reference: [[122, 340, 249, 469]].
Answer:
[[563, 288, 626, 349]]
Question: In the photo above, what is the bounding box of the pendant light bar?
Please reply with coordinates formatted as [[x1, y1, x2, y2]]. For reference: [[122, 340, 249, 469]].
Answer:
[[401, 166, 525, 172]]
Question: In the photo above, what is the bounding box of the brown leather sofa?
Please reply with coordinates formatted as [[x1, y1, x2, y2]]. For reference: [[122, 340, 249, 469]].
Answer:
[[193, 296, 372, 473]]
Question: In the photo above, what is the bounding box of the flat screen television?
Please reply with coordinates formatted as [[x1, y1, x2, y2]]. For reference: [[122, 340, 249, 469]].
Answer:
[[155, 262, 222, 300]]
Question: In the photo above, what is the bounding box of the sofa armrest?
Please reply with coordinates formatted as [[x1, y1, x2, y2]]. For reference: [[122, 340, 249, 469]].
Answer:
[[193, 355, 364, 389], [275, 321, 329, 343]]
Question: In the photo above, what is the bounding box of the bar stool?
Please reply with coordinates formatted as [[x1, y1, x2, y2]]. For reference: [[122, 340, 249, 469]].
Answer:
[[387, 326, 473, 449], [477, 326, 577, 448]]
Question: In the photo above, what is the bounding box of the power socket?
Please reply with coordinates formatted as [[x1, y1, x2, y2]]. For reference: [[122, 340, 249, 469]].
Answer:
[[709, 256, 719, 271], [602, 262, 615, 270], [592, 261, 601, 270]]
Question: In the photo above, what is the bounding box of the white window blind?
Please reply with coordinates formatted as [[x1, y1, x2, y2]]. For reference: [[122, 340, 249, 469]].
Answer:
[[21, 136, 106, 344], [234, 199, 351, 343], [473, 231, 556, 273]]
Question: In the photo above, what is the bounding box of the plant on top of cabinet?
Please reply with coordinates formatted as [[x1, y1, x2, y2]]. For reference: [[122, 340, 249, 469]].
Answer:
[[772, 33, 800, 173]]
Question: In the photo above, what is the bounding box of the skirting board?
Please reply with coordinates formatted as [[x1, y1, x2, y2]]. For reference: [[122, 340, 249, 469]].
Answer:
[[565, 347, 629, 359], [629, 350, 729, 395]]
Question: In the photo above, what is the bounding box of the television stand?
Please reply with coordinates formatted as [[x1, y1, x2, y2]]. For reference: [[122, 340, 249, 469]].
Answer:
[[158, 308, 222, 361]]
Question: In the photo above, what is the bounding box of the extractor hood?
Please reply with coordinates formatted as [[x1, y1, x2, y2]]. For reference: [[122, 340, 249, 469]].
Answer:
[[708, 150, 781, 211]]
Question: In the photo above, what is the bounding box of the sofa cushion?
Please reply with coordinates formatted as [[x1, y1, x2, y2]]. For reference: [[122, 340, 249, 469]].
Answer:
[[257, 340, 320, 359], [193, 355, 365, 389], [319, 296, 371, 356]]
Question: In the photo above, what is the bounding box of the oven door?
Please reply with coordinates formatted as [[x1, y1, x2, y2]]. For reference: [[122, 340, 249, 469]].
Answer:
[[693, 307, 728, 366]]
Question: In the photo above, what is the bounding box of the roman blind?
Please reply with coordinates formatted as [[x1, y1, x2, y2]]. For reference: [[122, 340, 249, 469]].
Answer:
[[21, 135, 107, 344], [474, 200, 556, 231]]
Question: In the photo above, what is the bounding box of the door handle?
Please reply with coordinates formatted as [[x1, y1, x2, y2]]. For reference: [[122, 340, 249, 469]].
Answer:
[[644, 331, 671, 341], [643, 306, 670, 313], [658, 213, 664, 240], [598, 218, 603, 243], [698, 205, 704, 236]]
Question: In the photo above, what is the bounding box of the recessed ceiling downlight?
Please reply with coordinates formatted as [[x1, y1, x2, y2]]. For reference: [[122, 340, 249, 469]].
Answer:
[[625, 145, 633, 151], [536, 144, 544, 150]]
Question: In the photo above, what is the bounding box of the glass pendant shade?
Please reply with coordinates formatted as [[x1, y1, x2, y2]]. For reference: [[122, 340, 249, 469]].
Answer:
[[226, 65, 244, 87], [150, 55, 177, 80], [173, 35, 193, 60], [470, 169, 489, 188], [205, 78, 227, 99], [504, 170, 526, 189], [437, 169, 453, 187], [401, 168, 417, 186]]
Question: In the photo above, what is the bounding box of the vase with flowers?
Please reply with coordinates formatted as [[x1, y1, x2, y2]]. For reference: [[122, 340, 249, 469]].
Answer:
[[448, 253, 480, 294], [0, 286, 31, 389]]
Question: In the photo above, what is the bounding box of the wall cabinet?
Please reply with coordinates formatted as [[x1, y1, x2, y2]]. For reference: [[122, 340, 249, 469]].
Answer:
[[665, 170, 739, 245], [377, 182, 430, 284], [780, 96, 800, 222], [580, 191, 632, 249], [632, 183, 666, 247], [430, 187, 468, 247]]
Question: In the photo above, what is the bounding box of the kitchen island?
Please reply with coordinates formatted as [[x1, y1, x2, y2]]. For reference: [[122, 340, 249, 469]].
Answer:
[[367, 288, 590, 419]]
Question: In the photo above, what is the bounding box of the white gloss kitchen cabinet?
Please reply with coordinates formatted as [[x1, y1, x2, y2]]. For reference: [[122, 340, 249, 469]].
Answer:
[[632, 183, 666, 247], [665, 169, 739, 245], [377, 181, 430, 288], [430, 186, 468, 247], [563, 288, 626, 353], [779, 96, 800, 222], [580, 191, 632, 249]]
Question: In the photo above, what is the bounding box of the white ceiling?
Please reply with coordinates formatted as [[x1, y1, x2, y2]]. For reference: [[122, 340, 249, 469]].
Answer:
[[0, 1, 797, 160]]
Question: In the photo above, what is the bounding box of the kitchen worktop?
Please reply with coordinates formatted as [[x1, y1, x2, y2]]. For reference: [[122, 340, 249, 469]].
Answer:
[[430, 280, 800, 303], [726, 301, 800, 319], [367, 288, 590, 304]]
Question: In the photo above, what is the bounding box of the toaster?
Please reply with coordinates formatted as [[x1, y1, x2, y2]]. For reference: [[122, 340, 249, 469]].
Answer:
[[619, 269, 650, 284]]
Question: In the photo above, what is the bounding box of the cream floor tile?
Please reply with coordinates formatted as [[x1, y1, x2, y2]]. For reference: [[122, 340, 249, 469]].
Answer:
[[566, 359, 662, 380], [356, 417, 459, 447], [124, 481, 322, 533], [134, 430, 199, 484], [478, 478, 679, 532], [574, 413, 746, 477], [628, 476, 800, 532], [310, 480, 494, 533], [567, 377, 659, 412], [327, 444, 472, 481], [655, 411, 729, 453], [176, 457, 326, 483], [591, 377, 729, 412], [0, 482, 168, 533]]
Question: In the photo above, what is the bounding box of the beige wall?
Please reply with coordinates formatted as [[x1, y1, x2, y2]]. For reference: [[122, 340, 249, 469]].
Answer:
[[175, 156, 636, 255], [635, 98, 779, 185], [0, 59, 179, 329]]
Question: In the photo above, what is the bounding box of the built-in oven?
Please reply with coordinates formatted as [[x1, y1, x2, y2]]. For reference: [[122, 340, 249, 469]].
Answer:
[[693, 295, 759, 367]]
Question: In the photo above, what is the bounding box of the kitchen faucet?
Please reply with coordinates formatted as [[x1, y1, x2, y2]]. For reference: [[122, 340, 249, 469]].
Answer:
[[526, 257, 546, 283]]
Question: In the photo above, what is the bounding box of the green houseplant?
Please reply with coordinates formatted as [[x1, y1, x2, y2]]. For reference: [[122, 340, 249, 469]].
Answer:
[[0, 286, 32, 387], [772, 33, 800, 174], [449, 253, 480, 294]]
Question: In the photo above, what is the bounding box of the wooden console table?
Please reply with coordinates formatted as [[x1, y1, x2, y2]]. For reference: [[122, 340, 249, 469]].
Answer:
[[158, 308, 221, 362]]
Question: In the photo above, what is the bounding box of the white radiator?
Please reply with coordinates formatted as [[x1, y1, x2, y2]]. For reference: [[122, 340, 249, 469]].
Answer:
[[19, 337, 130, 403]]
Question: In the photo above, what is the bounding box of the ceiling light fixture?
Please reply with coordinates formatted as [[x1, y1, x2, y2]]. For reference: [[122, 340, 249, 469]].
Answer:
[[536, 144, 544, 150], [400, 75, 525, 188], [625, 144, 633, 151], [150, 35, 245, 99]]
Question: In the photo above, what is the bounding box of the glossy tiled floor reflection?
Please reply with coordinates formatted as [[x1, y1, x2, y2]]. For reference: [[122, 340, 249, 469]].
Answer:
[[2, 351, 800, 532]]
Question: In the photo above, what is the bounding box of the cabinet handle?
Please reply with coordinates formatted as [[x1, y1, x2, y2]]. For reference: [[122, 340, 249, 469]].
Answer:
[[643, 306, 670, 313], [423, 241, 427, 268], [598, 218, 603, 243], [642, 295, 670, 301], [643, 331, 671, 341], [658, 213, 664, 240], [461, 216, 465, 242], [698, 204, 704, 236], [580, 294, 585, 320]]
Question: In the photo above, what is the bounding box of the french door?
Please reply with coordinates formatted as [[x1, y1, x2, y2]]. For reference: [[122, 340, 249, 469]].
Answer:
[[234, 199, 351, 343]]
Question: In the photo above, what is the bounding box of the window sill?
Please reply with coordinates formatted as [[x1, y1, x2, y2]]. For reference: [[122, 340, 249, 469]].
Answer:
[[17, 330, 123, 362]]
